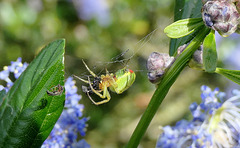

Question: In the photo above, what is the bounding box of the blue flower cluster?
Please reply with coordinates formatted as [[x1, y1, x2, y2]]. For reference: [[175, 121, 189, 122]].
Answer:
[[0, 57, 28, 92], [0, 58, 90, 147], [156, 85, 240, 148]]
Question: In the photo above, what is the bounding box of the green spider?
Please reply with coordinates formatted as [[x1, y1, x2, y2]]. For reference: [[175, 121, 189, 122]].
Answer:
[[74, 60, 136, 105]]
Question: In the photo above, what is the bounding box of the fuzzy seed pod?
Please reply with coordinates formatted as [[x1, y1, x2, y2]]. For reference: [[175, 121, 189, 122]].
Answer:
[[202, 0, 240, 37], [147, 52, 175, 84]]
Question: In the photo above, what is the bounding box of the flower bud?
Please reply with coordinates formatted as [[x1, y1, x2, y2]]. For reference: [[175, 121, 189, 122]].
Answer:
[[177, 43, 188, 55], [202, 0, 240, 37], [189, 45, 204, 70], [236, 0, 240, 12], [177, 43, 204, 70], [147, 44, 204, 84], [147, 52, 175, 84]]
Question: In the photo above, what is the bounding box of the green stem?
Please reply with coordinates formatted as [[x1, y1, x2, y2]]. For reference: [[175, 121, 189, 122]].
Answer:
[[126, 27, 210, 148]]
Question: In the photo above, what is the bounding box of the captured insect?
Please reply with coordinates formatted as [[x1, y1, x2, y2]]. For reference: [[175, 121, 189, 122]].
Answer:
[[74, 60, 136, 105], [47, 84, 64, 96]]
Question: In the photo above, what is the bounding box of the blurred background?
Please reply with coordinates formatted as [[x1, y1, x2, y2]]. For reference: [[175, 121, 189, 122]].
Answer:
[[0, 0, 240, 147]]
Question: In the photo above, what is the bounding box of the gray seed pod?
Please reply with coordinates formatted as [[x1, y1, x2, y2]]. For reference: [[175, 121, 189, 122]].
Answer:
[[177, 44, 204, 70], [202, 0, 240, 37], [177, 43, 188, 55], [147, 44, 205, 84], [236, 1, 240, 12], [147, 52, 175, 84], [176, 43, 204, 70]]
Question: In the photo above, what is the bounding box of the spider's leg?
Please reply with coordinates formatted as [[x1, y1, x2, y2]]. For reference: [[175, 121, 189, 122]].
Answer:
[[105, 68, 109, 74], [86, 87, 111, 105], [86, 91, 99, 105], [98, 86, 111, 105], [82, 59, 97, 77], [107, 76, 120, 93], [88, 77, 105, 98], [73, 75, 89, 84], [87, 77, 111, 104], [102, 85, 110, 99], [90, 86, 111, 105]]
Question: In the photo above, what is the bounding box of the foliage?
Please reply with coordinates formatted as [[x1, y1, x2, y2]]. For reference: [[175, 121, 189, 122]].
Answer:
[[0, 0, 240, 148], [128, 0, 240, 147], [164, 18, 204, 38], [0, 40, 65, 147], [202, 30, 217, 72]]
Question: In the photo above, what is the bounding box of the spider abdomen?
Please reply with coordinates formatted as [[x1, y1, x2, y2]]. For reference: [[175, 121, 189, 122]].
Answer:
[[109, 68, 136, 94]]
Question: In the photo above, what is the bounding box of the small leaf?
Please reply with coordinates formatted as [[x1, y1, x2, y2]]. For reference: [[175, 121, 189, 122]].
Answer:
[[169, 0, 203, 56], [0, 39, 65, 147], [164, 18, 204, 38], [215, 68, 240, 85], [203, 30, 217, 73]]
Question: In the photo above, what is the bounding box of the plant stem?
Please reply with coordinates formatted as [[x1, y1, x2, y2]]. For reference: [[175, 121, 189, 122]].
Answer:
[[126, 27, 210, 148]]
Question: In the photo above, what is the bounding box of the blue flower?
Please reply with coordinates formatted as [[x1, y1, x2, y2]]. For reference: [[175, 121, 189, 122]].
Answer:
[[42, 77, 90, 148], [156, 85, 240, 148], [0, 58, 28, 91], [0, 67, 9, 80]]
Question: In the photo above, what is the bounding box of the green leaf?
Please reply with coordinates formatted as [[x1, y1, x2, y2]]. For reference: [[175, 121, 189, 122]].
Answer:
[[169, 0, 203, 56], [164, 18, 204, 38], [0, 90, 6, 106], [0, 39, 65, 147], [203, 30, 217, 73], [215, 68, 240, 85]]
